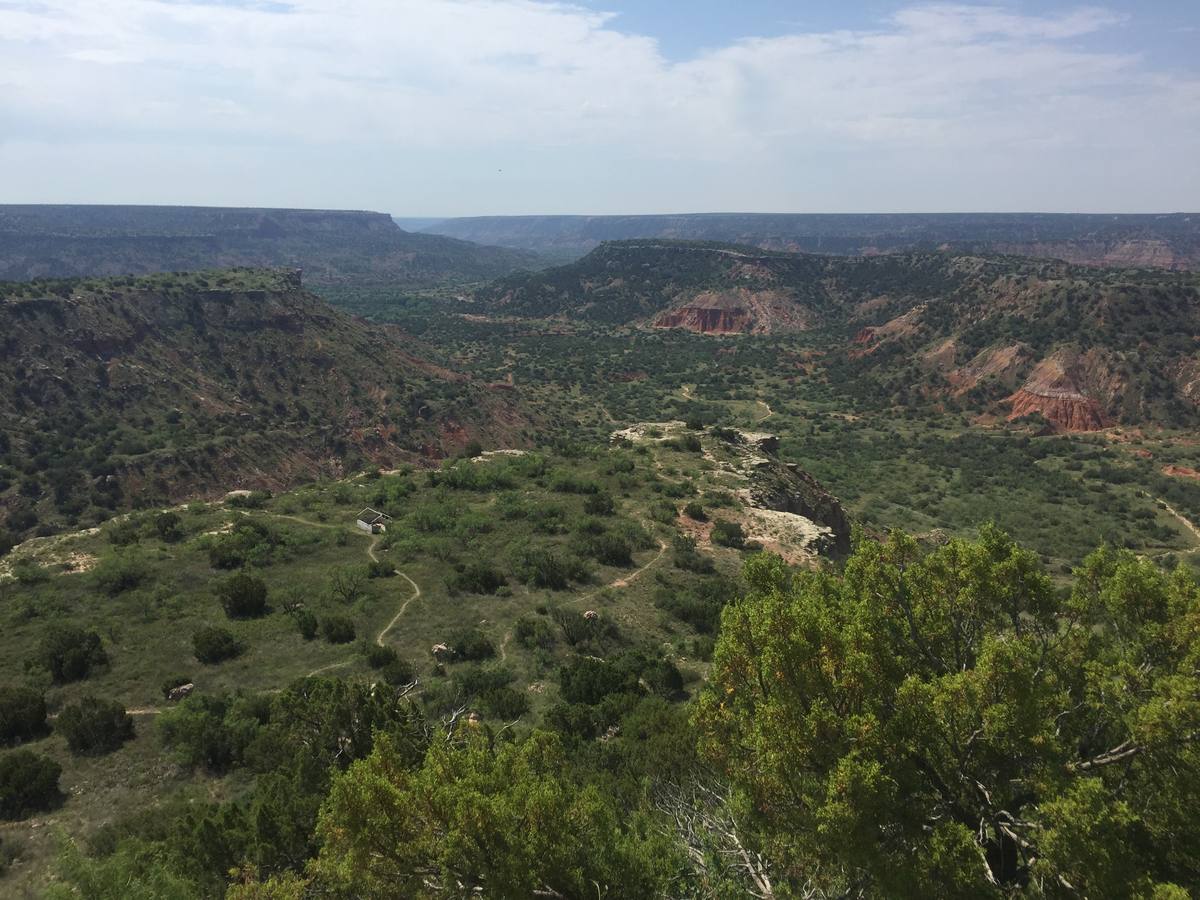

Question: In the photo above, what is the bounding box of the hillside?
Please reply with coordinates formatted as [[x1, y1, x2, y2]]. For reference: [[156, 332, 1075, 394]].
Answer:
[[424, 211, 1200, 270], [0, 205, 540, 289], [474, 240, 1200, 431], [472, 239, 933, 328], [0, 269, 528, 546], [0, 421, 853, 895]]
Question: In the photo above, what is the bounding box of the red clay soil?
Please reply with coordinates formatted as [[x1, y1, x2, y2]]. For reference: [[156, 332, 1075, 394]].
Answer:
[[1163, 464, 1200, 480]]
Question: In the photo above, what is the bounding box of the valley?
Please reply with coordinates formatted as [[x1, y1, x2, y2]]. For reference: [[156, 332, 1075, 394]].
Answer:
[[1, 225, 1198, 899]]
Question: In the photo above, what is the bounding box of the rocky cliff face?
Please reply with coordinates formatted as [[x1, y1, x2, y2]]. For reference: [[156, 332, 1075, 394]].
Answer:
[[986, 240, 1192, 271], [654, 304, 755, 334], [748, 462, 853, 557], [1006, 388, 1109, 432], [652, 288, 813, 335], [1004, 351, 1121, 432], [724, 430, 852, 557]]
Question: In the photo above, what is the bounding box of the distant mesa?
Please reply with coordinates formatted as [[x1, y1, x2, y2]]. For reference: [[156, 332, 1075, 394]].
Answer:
[[0, 204, 539, 288], [419, 211, 1200, 271]]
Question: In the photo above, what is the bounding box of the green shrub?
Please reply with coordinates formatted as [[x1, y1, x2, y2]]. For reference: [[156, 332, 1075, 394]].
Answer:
[[711, 520, 746, 549], [550, 473, 600, 494], [559, 657, 639, 705], [364, 644, 398, 669], [510, 546, 589, 590], [207, 519, 279, 569], [193, 626, 241, 664], [449, 629, 495, 662], [0, 833, 17, 875], [578, 532, 633, 567], [549, 606, 616, 648], [0, 687, 48, 746], [226, 490, 272, 509], [683, 501, 707, 521], [583, 493, 616, 516], [216, 572, 268, 619], [93, 554, 149, 596], [0, 750, 61, 820], [11, 559, 49, 585], [321, 616, 356, 644], [157, 694, 262, 773], [56, 697, 135, 756], [105, 519, 141, 547], [381, 657, 416, 686], [154, 512, 183, 543], [366, 559, 395, 578], [448, 561, 506, 595], [642, 659, 684, 697], [478, 687, 530, 720], [293, 609, 318, 640], [514, 615, 556, 651], [31, 625, 108, 683]]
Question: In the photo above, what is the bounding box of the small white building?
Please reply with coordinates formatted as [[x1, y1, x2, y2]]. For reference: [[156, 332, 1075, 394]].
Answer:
[[356, 508, 392, 534]]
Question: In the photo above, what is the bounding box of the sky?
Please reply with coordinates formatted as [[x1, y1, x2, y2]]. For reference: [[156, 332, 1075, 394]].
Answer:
[[0, 0, 1197, 215]]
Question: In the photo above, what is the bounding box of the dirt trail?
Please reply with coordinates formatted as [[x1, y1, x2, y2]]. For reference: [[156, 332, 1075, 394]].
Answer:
[[498, 630, 512, 663], [756, 399, 773, 422], [1156, 496, 1200, 547], [117, 513, 425, 716], [266, 519, 423, 648], [569, 537, 668, 607]]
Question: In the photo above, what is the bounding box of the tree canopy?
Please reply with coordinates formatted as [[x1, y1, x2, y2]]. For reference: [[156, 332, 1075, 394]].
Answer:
[[696, 527, 1200, 898]]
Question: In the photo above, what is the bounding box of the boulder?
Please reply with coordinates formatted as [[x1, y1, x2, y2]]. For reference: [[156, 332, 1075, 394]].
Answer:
[[168, 683, 194, 702]]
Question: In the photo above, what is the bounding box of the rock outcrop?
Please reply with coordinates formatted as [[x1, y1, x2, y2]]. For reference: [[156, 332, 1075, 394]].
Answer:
[[720, 429, 851, 557], [655, 304, 754, 334], [652, 288, 812, 335], [1005, 351, 1120, 432], [748, 462, 853, 557]]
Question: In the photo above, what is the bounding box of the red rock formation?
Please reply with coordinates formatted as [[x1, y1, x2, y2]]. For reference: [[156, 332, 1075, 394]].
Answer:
[[655, 305, 754, 334], [1006, 388, 1109, 432], [852, 327, 876, 345], [651, 288, 811, 335], [1005, 351, 1119, 432]]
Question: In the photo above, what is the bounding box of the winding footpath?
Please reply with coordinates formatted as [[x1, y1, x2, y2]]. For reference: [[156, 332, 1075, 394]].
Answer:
[[568, 537, 669, 607], [126, 512, 425, 715], [499, 535, 668, 663]]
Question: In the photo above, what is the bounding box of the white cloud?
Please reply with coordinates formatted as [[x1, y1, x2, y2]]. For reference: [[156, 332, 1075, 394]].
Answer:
[[0, 0, 1195, 212]]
